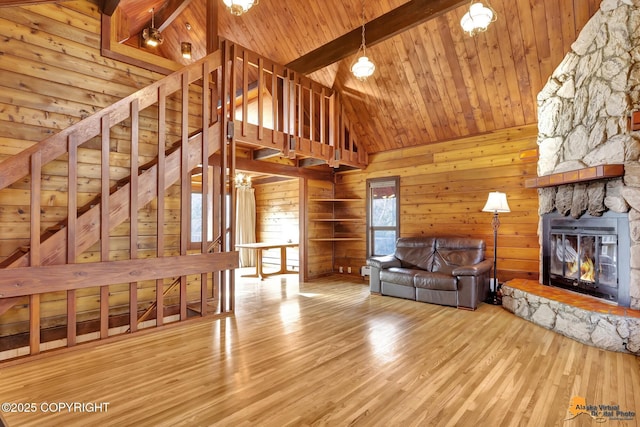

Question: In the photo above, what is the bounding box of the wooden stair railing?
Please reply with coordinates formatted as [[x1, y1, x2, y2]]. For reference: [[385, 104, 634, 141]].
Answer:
[[0, 40, 362, 360], [0, 45, 235, 359]]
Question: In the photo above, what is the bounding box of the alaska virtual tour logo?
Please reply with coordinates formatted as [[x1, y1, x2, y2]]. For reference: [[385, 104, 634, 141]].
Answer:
[[566, 396, 636, 423]]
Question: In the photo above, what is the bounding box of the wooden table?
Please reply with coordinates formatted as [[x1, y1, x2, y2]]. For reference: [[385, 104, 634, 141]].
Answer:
[[235, 242, 299, 280]]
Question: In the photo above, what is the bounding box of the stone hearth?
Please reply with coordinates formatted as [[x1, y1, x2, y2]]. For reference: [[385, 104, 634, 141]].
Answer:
[[502, 279, 640, 353]]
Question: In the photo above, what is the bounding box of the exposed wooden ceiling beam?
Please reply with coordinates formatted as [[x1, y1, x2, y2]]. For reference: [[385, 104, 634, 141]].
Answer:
[[100, 0, 120, 16], [209, 154, 334, 181], [286, 0, 467, 74], [298, 158, 327, 168], [157, 0, 193, 32], [253, 148, 281, 160]]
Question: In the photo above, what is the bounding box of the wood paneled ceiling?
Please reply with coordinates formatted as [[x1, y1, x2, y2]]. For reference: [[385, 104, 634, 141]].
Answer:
[[3, 0, 604, 155]]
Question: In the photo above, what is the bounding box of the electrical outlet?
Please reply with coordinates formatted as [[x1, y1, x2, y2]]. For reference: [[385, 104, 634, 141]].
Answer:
[[347, 267, 352, 273]]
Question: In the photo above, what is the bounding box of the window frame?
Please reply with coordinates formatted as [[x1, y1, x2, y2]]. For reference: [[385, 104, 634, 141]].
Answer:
[[189, 167, 214, 250], [366, 176, 400, 257]]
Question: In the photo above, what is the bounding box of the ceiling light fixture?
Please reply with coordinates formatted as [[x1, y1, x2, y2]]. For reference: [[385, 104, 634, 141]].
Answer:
[[181, 42, 192, 59], [234, 173, 252, 188], [460, 1, 496, 36], [142, 8, 163, 47], [351, 0, 375, 81], [223, 0, 258, 16]]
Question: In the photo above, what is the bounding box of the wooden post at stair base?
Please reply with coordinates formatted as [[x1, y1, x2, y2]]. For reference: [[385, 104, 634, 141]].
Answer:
[[156, 85, 167, 327], [67, 134, 78, 347], [201, 60, 210, 316], [100, 116, 113, 335], [129, 98, 141, 330], [179, 71, 190, 321], [29, 151, 41, 355]]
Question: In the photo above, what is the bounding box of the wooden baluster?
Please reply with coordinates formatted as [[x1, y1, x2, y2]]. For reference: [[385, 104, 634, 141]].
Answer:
[[318, 87, 327, 150], [201, 61, 210, 316], [67, 134, 77, 347], [157, 86, 166, 325], [257, 56, 264, 141], [180, 72, 189, 320], [130, 99, 141, 328], [242, 48, 249, 138], [297, 76, 303, 140], [308, 82, 314, 144], [29, 151, 41, 355], [100, 116, 112, 334], [272, 63, 279, 143]]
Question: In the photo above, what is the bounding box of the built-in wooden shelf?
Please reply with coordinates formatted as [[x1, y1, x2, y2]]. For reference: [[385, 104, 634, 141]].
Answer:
[[524, 164, 624, 188], [308, 198, 362, 243]]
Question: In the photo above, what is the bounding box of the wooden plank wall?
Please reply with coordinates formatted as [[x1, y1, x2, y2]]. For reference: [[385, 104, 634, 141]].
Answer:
[[0, 1, 212, 345], [254, 178, 300, 269], [334, 124, 540, 283]]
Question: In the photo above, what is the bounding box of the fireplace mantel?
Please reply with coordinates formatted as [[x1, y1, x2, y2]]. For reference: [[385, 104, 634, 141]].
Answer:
[[525, 164, 624, 188]]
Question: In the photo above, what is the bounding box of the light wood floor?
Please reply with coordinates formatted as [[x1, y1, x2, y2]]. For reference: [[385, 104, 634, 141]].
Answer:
[[0, 271, 638, 427]]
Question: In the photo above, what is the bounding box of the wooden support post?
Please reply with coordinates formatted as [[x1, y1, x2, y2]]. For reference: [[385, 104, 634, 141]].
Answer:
[[201, 61, 210, 316], [67, 134, 78, 347], [100, 116, 114, 335], [180, 71, 190, 320], [29, 151, 41, 355], [130, 98, 141, 329], [156, 85, 166, 327]]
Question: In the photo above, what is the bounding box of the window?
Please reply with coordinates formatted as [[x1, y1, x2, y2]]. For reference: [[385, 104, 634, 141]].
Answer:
[[366, 177, 400, 257], [190, 167, 214, 247]]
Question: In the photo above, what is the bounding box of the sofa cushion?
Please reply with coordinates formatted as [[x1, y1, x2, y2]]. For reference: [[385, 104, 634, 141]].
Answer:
[[432, 238, 486, 275], [413, 272, 457, 291], [394, 237, 436, 270], [380, 267, 421, 287]]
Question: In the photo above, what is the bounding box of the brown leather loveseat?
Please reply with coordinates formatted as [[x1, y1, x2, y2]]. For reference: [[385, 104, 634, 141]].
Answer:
[[366, 237, 492, 310]]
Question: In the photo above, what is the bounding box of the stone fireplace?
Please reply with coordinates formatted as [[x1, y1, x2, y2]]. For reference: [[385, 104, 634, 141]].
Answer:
[[502, 0, 640, 353], [534, 0, 640, 310]]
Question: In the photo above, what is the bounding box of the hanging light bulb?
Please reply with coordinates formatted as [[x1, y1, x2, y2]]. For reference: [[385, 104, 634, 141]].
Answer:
[[460, 1, 496, 36], [142, 8, 163, 47], [223, 0, 258, 16], [351, 0, 375, 81]]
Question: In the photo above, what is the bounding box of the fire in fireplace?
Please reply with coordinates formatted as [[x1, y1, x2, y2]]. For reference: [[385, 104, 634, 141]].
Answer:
[[542, 212, 630, 307]]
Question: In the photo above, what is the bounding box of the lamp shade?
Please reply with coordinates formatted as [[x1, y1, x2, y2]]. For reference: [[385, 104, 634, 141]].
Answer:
[[351, 56, 375, 81], [482, 191, 510, 213], [223, 0, 258, 15], [460, 2, 495, 35]]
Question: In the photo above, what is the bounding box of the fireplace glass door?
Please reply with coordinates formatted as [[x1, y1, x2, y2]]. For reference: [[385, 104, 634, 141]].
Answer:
[[549, 231, 618, 302]]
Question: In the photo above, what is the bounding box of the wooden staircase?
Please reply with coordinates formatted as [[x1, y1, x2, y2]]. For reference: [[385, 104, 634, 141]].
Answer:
[[0, 41, 366, 361]]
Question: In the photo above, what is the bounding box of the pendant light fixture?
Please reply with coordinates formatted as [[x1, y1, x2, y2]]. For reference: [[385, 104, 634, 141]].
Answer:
[[142, 8, 163, 47], [223, 0, 258, 16], [460, 1, 497, 36], [351, 0, 375, 81]]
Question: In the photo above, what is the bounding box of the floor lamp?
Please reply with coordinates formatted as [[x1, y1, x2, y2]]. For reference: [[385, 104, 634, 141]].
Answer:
[[482, 191, 510, 305]]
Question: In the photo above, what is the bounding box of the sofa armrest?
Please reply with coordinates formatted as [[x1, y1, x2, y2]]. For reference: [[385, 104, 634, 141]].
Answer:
[[452, 259, 493, 276], [367, 255, 401, 269]]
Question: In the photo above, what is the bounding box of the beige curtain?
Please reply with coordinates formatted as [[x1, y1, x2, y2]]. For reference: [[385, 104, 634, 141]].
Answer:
[[236, 187, 256, 267]]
